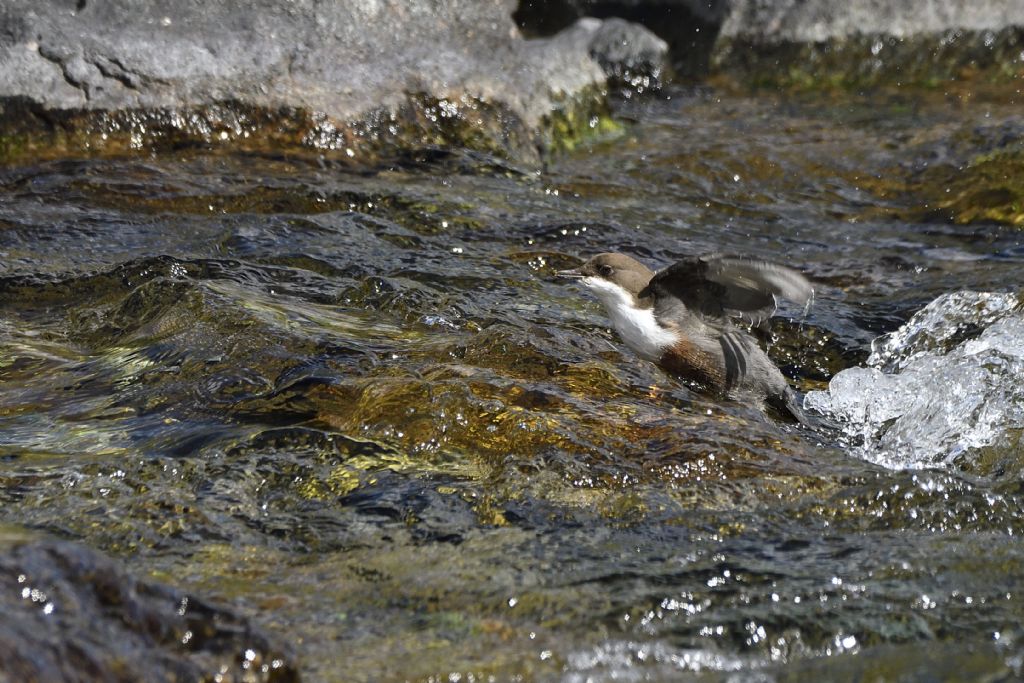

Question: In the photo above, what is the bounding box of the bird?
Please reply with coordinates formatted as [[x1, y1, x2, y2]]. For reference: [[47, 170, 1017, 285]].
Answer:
[[557, 252, 813, 417]]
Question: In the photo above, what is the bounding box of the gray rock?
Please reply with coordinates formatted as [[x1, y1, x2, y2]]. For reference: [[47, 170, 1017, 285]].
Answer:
[[712, 0, 1024, 88], [718, 0, 1024, 43], [0, 536, 299, 681], [0, 0, 628, 162], [517, 1, 1024, 84], [516, 0, 731, 29], [515, 1, 726, 77], [561, 17, 670, 94]]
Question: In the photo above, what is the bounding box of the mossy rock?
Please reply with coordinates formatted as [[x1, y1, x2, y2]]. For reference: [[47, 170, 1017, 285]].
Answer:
[[712, 27, 1024, 93], [0, 87, 619, 167]]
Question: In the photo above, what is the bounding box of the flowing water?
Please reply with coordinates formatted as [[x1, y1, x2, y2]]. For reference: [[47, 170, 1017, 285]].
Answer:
[[2, 89, 1024, 681]]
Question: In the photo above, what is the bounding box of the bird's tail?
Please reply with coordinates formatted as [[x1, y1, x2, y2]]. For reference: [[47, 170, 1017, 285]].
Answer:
[[774, 387, 837, 433]]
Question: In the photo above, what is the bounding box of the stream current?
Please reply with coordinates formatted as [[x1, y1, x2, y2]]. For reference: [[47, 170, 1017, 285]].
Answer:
[[2, 89, 1024, 681]]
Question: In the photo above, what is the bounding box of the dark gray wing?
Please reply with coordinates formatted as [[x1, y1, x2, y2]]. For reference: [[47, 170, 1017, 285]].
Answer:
[[641, 255, 813, 326], [719, 329, 750, 388]]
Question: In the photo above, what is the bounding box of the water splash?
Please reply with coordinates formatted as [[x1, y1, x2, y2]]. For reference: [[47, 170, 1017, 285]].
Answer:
[[805, 292, 1024, 468], [867, 291, 1021, 372]]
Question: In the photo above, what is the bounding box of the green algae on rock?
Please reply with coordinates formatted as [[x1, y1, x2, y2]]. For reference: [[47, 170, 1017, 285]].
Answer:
[[0, 93, 617, 167]]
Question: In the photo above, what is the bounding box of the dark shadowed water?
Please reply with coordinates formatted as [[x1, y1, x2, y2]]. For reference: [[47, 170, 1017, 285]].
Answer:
[[2, 89, 1024, 681]]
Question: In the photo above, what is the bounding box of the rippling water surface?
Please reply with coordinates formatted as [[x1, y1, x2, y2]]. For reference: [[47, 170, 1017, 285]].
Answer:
[[3, 90, 1024, 680]]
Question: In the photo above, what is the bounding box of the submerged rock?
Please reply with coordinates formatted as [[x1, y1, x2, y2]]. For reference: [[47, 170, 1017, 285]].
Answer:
[[0, 0, 664, 164], [804, 292, 1024, 469], [851, 117, 1024, 227], [0, 535, 299, 682]]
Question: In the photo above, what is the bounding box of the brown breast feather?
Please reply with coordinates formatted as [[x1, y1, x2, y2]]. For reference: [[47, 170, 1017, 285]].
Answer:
[[658, 335, 726, 392]]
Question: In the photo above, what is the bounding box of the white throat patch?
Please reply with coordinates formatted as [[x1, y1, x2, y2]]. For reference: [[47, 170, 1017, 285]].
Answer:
[[582, 276, 678, 361]]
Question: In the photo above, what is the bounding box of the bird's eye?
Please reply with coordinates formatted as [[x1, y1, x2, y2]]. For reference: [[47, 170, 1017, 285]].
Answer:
[[598, 264, 614, 277]]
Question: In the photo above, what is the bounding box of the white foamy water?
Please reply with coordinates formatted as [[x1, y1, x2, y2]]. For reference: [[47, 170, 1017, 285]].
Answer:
[[805, 292, 1024, 468]]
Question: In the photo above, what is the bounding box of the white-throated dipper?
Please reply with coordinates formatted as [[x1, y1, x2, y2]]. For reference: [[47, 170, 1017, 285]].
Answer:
[[558, 253, 813, 416]]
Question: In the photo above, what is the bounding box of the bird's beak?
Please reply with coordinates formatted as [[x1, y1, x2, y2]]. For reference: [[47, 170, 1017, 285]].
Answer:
[[556, 268, 584, 279]]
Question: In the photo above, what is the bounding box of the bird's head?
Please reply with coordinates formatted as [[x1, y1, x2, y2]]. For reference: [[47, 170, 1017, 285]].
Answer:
[[557, 252, 655, 307], [559, 252, 653, 295]]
